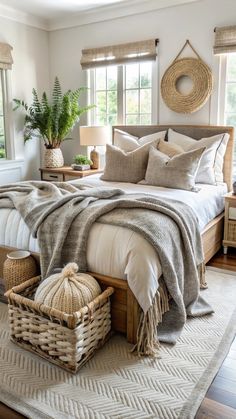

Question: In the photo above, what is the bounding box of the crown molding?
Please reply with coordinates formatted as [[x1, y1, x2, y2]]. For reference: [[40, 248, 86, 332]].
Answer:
[[48, 0, 201, 31], [0, 0, 201, 32], [0, 4, 49, 30]]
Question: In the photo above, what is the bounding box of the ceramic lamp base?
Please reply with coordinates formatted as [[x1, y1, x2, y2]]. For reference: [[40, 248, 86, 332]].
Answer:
[[90, 148, 99, 169]]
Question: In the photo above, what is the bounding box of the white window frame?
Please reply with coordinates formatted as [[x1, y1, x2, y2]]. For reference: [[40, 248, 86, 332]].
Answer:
[[0, 69, 15, 162], [88, 61, 158, 126], [214, 54, 236, 177]]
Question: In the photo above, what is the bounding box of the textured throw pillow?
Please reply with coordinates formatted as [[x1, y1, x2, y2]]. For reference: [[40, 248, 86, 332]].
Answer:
[[145, 146, 206, 191], [114, 128, 166, 152], [101, 140, 158, 183], [168, 128, 229, 184], [157, 139, 183, 157]]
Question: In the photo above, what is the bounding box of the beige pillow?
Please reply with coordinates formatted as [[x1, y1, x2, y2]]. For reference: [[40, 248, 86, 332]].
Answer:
[[168, 128, 229, 184], [114, 128, 166, 152], [157, 139, 183, 157], [101, 140, 158, 183], [145, 146, 206, 191]]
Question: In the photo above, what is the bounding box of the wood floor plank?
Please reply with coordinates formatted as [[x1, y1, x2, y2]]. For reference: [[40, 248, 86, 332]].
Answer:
[[228, 349, 236, 360], [207, 247, 236, 272], [218, 365, 236, 382], [223, 358, 236, 371], [212, 375, 236, 395], [195, 398, 236, 419], [0, 402, 25, 419], [206, 386, 236, 409]]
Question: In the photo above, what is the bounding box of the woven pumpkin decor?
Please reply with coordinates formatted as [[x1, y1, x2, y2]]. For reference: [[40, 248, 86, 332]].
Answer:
[[34, 263, 101, 314], [161, 40, 213, 114]]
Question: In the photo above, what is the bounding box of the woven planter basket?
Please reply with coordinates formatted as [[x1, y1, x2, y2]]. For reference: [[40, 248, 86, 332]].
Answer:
[[3, 251, 38, 291], [44, 148, 64, 168], [161, 40, 213, 114], [5, 276, 114, 373]]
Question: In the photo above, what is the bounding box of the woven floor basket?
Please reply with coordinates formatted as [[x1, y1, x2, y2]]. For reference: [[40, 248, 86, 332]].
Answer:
[[5, 276, 114, 373]]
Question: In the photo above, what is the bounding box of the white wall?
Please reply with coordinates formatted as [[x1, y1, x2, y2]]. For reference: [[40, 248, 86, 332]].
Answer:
[[0, 17, 49, 184], [48, 0, 236, 164]]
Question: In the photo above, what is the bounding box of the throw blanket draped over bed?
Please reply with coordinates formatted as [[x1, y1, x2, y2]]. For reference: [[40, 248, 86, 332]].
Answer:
[[0, 181, 213, 356]]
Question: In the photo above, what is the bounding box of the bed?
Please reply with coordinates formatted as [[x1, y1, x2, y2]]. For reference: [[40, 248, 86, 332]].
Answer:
[[0, 124, 234, 344]]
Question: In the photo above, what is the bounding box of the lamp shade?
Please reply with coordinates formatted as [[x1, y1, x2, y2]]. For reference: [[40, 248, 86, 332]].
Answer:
[[79, 126, 110, 146]]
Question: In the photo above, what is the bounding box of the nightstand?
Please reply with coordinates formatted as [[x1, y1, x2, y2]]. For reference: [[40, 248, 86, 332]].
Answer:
[[39, 166, 103, 182], [223, 192, 236, 254]]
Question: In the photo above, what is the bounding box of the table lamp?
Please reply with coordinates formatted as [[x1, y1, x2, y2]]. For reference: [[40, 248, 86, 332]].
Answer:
[[79, 126, 110, 169]]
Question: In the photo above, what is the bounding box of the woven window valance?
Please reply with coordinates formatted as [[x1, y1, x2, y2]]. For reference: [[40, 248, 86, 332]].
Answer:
[[0, 42, 13, 69], [214, 25, 236, 55], [80, 39, 158, 69]]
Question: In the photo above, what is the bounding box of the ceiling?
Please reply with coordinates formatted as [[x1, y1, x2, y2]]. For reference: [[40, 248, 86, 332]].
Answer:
[[0, 0, 129, 20], [0, 0, 200, 31]]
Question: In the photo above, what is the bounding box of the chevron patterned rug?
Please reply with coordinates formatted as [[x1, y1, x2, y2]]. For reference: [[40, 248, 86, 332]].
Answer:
[[0, 268, 235, 419]]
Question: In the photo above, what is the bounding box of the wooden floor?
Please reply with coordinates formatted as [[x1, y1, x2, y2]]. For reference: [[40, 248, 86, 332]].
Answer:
[[0, 249, 236, 419], [196, 247, 236, 419]]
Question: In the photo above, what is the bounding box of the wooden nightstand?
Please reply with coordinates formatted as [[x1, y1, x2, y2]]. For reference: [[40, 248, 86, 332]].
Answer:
[[39, 166, 103, 182], [223, 192, 236, 254]]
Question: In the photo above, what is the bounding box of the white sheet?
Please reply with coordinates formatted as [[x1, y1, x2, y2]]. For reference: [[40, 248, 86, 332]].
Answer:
[[0, 175, 227, 312]]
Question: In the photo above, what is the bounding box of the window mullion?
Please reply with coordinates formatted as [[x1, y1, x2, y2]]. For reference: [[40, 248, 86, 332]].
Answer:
[[152, 61, 158, 124], [105, 68, 108, 125], [117, 65, 123, 124], [2, 71, 14, 159], [138, 64, 141, 124], [219, 55, 227, 124], [88, 69, 95, 125]]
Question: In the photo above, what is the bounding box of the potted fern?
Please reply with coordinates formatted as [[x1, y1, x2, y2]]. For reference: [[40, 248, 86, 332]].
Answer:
[[13, 77, 94, 168]]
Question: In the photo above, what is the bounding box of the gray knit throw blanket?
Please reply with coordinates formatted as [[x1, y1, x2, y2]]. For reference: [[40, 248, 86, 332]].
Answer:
[[0, 181, 213, 356]]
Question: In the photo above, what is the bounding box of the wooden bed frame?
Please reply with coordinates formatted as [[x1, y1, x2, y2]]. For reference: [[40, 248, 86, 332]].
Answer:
[[0, 124, 234, 344]]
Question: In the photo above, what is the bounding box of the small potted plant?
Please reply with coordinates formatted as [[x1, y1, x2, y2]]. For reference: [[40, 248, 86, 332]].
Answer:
[[72, 154, 92, 171], [13, 77, 94, 168]]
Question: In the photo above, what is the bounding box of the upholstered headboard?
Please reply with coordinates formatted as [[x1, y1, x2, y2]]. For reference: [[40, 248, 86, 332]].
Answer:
[[112, 125, 234, 191]]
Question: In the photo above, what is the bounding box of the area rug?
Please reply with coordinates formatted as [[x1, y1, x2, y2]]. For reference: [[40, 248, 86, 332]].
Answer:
[[0, 268, 235, 419]]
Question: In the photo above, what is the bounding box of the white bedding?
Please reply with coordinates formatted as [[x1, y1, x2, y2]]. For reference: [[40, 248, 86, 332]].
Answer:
[[0, 175, 227, 312]]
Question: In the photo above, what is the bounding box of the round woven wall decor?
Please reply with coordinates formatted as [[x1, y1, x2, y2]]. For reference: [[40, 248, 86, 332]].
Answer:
[[161, 41, 213, 114]]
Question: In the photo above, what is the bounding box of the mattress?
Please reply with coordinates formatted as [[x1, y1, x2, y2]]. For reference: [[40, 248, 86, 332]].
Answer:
[[0, 176, 227, 312]]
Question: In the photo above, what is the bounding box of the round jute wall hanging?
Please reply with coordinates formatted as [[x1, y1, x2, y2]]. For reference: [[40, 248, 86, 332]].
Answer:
[[161, 40, 213, 114]]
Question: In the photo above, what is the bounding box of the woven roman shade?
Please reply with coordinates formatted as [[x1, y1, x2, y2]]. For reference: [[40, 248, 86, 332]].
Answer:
[[0, 42, 13, 69], [81, 39, 158, 69], [214, 25, 236, 55]]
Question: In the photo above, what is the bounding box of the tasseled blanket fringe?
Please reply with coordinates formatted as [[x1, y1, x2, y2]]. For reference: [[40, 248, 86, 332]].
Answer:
[[199, 262, 208, 289], [131, 279, 169, 358], [132, 262, 206, 357]]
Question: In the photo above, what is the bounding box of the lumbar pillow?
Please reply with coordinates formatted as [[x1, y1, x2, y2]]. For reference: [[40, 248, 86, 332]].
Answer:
[[157, 139, 183, 157], [145, 146, 206, 191], [114, 128, 166, 152], [101, 140, 158, 183], [168, 128, 229, 184]]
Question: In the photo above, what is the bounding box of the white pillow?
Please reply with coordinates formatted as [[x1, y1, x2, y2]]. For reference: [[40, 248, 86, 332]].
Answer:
[[168, 128, 229, 184], [114, 128, 166, 152]]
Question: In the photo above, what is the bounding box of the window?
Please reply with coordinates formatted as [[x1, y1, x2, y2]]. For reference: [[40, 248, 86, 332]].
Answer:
[[0, 71, 7, 159], [223, 53, 236, 176], [0, 43, 14, 162], [125, 62, 152, 125], [94, 66, 118, 126], [89, 61, 156, 126]]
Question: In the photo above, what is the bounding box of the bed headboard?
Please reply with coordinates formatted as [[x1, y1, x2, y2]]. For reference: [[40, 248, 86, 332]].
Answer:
[[112, 125, 234, 191]]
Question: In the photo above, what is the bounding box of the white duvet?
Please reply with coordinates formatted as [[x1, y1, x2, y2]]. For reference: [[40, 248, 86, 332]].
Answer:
[[0, 175, 227, 312]]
